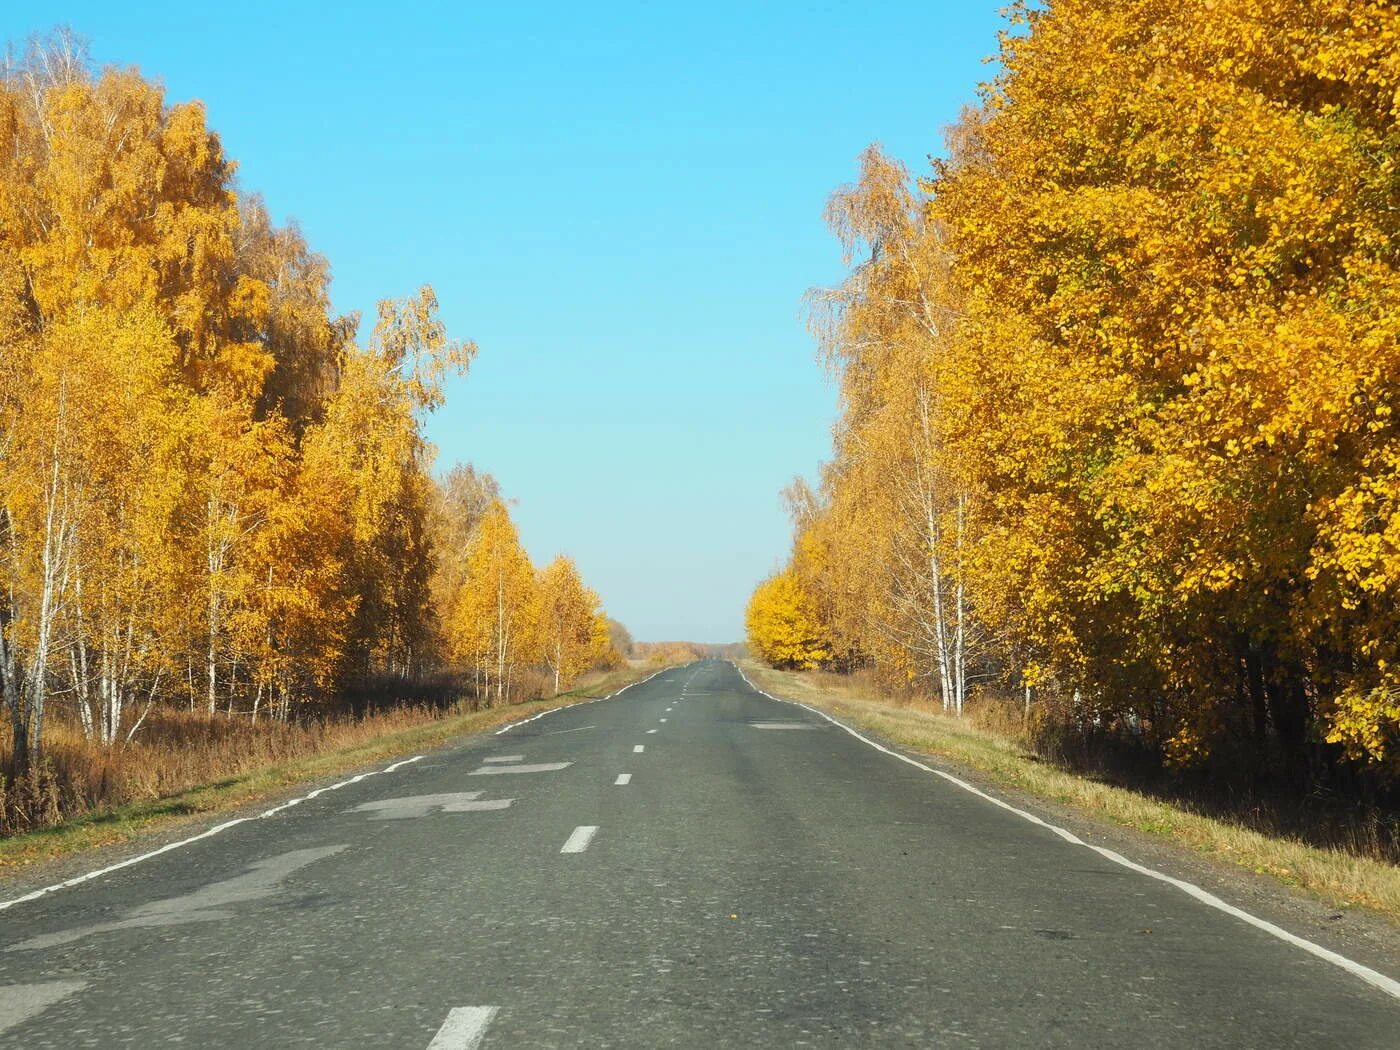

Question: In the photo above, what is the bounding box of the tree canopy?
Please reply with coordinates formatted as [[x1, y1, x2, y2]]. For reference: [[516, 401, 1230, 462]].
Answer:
[[752, 0, 1400, 785]]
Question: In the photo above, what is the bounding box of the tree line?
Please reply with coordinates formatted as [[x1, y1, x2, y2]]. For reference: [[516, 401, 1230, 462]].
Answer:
[[749, 0, 1400, 790], [437, 466, 615, 705], [0, 34, 618, 779], [633, 641, 743, 665]]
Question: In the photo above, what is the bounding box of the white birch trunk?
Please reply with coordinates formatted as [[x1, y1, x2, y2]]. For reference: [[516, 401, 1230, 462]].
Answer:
[[953, 492, 967, 718], [27, 437, 74, 764], [926, 501, 952, 712]]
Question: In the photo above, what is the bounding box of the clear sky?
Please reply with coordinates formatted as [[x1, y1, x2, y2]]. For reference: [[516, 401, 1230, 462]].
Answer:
[[4, 2, 1006, 642]]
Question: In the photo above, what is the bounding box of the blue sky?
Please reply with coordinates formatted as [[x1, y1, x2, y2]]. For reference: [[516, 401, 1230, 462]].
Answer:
[[6, 2, 1006, 642]]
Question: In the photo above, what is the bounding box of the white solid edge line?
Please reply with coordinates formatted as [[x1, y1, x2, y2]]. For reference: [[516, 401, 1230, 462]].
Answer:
[[614, 773, 632, 785], [0, 754, 426, 914], [427, 1005, 499, 1050], [560, 825, 599, 853], [731, 662, 1400, 1003]]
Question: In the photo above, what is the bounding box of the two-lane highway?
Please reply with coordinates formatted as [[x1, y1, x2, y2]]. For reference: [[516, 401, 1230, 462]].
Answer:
[[0, 660, 1396, 1047]]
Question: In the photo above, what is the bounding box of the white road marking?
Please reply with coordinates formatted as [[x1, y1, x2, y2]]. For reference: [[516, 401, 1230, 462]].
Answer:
[[614, 774, 632, 785], [665, 706, 673, 711], [0, 667, 677, 916], [633, 745, 645, 753], [731, 662, 1400, 1003], [659, 718, 668, 723], [447, 798, 514, 810], [493, 707, 556, 735], [468, 762, 571, 775], [549, 725, 595, 734], [0, 980, 87, 1035], [0, 756, 421, 915], [8, 846, 346, 952], [646, 729, 657, 734], [427, 1005, 499, 1049], [750, 721, 815, 730], [482, 755, 525, 763], [351, 793, 514, 820], [561, 825, 599, 854]]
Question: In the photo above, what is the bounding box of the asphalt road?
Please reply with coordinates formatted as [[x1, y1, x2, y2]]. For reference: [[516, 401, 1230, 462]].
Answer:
[[0, 659, 1396, 1047]]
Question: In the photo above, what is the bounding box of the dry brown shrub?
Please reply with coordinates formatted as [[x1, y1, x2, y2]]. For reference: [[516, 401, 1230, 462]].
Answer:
[[0, 701, 465, 837]]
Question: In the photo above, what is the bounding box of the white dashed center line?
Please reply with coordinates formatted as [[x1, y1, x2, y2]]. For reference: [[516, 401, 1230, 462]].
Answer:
[[614, 774, 632, 785], [427, 1005, 498, 1049], [659, 718, 667, 723], [560, 826, 598, 854], [646, 729, 657, 734], [633, 745, 645, 753]]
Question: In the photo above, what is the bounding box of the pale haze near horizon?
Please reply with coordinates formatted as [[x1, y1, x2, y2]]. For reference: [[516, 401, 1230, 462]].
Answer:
[[2, 2, 1006, 642]]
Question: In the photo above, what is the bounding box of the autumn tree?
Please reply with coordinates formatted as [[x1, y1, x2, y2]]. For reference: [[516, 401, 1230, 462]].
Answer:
[[448, 500, 540, 704], [0, 33, 263, 762], [746, 570, 833, 671], [329, 287, 474, 682], [759, 146, 987, 711], [536, 556, 609, 694], [925, 0, 1400, 779], [430, 463, 501, 642], [605, 618, 634, 660]]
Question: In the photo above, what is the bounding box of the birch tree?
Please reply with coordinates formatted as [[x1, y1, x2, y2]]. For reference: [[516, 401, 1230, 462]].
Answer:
[[450, 501, 539, 704], [774, 146, 986, 710], [536, 556, 605, 694]]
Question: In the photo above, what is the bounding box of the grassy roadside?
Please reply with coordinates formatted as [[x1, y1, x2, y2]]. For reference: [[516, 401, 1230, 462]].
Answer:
[[0, 662, 663, 876], [742, 661, 1400, 925]]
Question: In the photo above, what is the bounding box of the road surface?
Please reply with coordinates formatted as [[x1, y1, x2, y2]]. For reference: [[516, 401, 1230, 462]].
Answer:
[[0, 660, 1396, 1047]]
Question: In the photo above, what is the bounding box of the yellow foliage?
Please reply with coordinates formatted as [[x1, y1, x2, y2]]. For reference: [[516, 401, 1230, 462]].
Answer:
[[746, 571, 833, 671], [447, 501, 539, 705], [536, 556, 613, 693], [0, 37, 573, 767], [761, 1, 1400, 781], [1325, 683, 1400, 771]]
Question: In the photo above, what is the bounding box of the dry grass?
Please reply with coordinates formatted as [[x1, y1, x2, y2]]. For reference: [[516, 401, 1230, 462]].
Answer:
[[744, 662, 1400, 925], [0, 662, 654, 872]]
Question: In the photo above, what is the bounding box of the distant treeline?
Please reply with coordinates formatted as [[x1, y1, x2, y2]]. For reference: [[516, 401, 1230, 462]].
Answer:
[[632, 641, 744, 665], [749, 0, 1400, 792]]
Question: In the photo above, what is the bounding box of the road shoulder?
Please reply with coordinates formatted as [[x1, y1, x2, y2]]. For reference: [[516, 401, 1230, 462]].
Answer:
[[740, 660, 1400, 984]]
